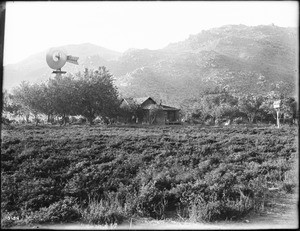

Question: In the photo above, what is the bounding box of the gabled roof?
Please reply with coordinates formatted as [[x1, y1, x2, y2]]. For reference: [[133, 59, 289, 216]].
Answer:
[[122, 97, 156, 107], [121, 97, 180, 111], [134, 97, 156, 105], [160, 104, 180, 111], [122, 98, 136, 107]]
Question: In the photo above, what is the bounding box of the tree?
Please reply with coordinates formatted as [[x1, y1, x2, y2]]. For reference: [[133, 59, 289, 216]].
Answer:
[[8, 66, 120, 126], [47, 74, 78, 124], [12, 81, 57, 124], [2, 90, 22, 116], [194, 92, 240, 124], [214, 104, 240, 124], [12, 82, 39, 123], [237, 94, 264, 123], [73, 67, 120, 125], [281, 97, 298, 124]]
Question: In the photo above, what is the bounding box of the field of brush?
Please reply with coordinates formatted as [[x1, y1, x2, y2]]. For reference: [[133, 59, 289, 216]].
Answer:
[[1, 124, 298, 227]]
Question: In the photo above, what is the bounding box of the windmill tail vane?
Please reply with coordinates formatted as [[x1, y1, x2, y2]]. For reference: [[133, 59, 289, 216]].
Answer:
[[66, 55, 79, 65]]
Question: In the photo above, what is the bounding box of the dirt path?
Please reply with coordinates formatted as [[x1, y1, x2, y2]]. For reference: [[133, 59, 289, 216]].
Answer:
[[10, 192, 298, 230]]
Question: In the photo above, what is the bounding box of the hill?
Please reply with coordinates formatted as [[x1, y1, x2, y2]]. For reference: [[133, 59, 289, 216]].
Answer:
[[115, 24, 297, 106], [3, 43, 121, 89], [3, 25, 298, 107]]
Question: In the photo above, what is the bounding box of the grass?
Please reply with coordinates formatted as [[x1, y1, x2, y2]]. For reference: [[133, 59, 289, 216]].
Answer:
[[81, 194, 125, 225], [1, 123, 298, 227]]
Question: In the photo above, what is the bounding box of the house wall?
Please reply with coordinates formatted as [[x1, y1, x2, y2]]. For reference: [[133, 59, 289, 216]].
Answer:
[[146, 110, 180, 124], [175, 111, 180, 121], [141, 109, 150, 123], [141, 99, 157, 109], [155, 110, 167, 124], [119, 97, 180, 124], [165, 110, 180, 122], [166, 111, 175, 122]]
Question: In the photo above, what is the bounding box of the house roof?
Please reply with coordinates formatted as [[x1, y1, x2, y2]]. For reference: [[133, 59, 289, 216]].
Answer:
[[121, 97, 179, 111], [122, 97, 156, 107], [160, 104, 180, 111], [122, 98, 136, 107], [134, 97, 156, 105]]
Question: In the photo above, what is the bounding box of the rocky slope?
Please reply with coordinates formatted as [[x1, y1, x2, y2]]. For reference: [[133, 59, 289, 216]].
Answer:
[[4, 25, 297, 107], [114, 24, 297, 106]]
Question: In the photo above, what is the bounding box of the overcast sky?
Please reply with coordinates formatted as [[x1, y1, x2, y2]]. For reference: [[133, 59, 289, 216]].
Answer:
[[3, 1, 298, 65]]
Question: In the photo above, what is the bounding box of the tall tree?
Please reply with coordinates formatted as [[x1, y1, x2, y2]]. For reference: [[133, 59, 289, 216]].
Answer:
[[47, 74, 77, 123], [73, 67, 120, 125], [281, 97, 298, 124], [12, 82, 39, 123], [2, 90, 22, 116], [238, 94, 264, 123]]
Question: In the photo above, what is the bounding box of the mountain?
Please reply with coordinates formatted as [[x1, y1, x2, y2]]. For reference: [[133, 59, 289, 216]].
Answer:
[[3, 43, 121, 89], [114, 24, 297, 106], [3, 25, 298, 107]]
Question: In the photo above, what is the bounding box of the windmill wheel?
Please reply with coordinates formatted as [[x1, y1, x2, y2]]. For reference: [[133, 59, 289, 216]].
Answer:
[[46, 49, 67, 70]]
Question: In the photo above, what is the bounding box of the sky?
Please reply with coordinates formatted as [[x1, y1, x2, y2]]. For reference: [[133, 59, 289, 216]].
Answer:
[[3, 1, 298, 65]]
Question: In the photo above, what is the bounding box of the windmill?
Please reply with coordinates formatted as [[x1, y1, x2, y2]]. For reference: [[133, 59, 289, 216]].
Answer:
[[46, 48, 79, 74]]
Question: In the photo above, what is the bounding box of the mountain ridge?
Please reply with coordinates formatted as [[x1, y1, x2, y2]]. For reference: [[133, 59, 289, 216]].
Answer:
[[114, 24, 297, 106], [3, 25, 298, 107], [3, 43, 122, 89]]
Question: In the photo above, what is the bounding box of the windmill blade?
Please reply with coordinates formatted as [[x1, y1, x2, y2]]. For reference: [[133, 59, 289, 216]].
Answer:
[[46, 48, 80, 72], [66, 55, 79, 65], [46, 49, 67, 70]]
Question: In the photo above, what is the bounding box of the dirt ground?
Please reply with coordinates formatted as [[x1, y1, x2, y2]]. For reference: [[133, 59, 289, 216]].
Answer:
[[10, 192, 298, 230]]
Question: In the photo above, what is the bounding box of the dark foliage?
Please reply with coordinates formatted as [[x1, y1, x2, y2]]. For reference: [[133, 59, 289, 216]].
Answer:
[[1, 124, 297, 226]]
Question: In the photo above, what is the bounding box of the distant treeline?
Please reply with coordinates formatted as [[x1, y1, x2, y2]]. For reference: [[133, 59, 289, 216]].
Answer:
[[2, 66, 298, 126], [3, 67, 121, 125], [180, 89, 298, 125]]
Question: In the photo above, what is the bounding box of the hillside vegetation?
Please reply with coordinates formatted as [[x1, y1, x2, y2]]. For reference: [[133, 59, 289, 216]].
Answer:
[[1, 124, 298, 227], [116, 25, 297, 105], [4, 25, 297, 107]]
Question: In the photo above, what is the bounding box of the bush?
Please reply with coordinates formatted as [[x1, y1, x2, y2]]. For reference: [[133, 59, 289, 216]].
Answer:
[[136, 182, 167, 219], [281, 183, 295, 194], [189, 200, 222, 222], [22, 197, 81, 224], [1, 125, 297, 225], [233, 117, 246, 124], [81, 194, 126, 225]]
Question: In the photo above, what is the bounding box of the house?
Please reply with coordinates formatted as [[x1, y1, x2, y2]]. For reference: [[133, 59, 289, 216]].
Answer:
[[120, 97, 157, 110], [120, 97, 180, 125]]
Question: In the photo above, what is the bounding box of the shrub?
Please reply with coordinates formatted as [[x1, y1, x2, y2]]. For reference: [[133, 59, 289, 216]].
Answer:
[[22, 197, 81, 224], [188, 199, 222, 222], [187, 189, 255, 222], [281, 183, 295, 194], [81, 194, 126, 225], [136, 182, 168, 219], [1, 124, 297, 225]]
